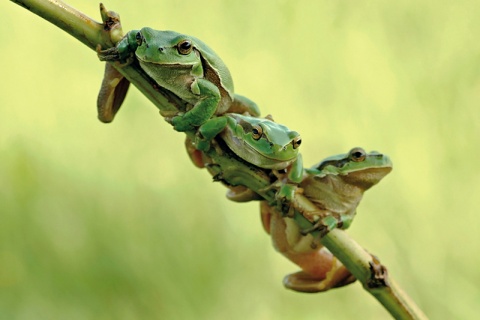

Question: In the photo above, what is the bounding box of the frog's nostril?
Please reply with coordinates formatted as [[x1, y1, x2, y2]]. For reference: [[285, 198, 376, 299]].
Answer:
[[158, 47, 164, 53]]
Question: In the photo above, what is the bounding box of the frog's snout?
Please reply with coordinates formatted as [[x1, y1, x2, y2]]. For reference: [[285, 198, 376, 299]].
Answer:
[[273, 144, 288, 153]]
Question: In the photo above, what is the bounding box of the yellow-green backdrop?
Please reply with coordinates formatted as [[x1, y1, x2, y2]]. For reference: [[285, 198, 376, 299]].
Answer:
[[1, 1, 479, 319]]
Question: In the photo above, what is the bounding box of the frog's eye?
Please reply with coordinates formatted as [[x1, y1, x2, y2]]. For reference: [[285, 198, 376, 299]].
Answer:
[[349, 147, 366, 162], [177, 40, 193, 55], [292, 136, 302, 149], [251, 125, 263, 140], [135, 32, 143, 46]]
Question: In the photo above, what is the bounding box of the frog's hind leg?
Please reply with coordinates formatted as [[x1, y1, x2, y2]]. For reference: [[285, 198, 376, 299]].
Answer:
[[228, 94, 260, 116], [97, 63, 131, 123], [283, 259, 356, 293]]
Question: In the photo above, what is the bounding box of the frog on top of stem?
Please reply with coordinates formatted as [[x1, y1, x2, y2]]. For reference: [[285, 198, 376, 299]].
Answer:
[[98, 27, 259, 128]]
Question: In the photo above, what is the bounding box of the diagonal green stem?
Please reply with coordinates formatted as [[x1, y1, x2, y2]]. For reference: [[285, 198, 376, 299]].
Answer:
[[321, 230, 427, 319], [11, 0, 106, 49], [10, 1, 428, 319], [11, 0, 182, 114]]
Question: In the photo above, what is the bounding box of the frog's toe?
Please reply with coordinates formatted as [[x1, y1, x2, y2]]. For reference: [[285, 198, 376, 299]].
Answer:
[[283, 271, 329, 293], [283, 268, 356, 293], [226, 186, 262, 202]]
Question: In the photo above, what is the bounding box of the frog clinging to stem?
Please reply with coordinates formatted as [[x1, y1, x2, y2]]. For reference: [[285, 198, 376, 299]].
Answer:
[[98, 27, 259, 129], [261, 148, 392, 292]]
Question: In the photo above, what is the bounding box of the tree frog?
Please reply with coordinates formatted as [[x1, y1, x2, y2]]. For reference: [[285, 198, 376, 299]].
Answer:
[[260, 147, 392, 292], [185, 113, 303, 201], [98, 27, 259, 129], [196, 113, 302, 171], [298, 147, 392, 235]]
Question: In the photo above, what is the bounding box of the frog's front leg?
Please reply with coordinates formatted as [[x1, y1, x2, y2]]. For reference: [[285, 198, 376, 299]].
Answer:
[[98, 30, 140, 62], [194, 116, 228, 152], [274, 183, 299, 217], [273, 154, 304, 215], [172, 79, 221, 132], [96, 31, 141, 123]]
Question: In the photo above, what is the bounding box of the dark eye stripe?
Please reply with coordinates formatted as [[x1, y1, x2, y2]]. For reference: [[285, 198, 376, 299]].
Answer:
[[316, 159, 346, 171]]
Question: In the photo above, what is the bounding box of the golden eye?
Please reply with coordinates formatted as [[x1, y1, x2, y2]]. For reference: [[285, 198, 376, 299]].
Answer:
[[292, 136, 302, 149], [177, 40, 193, 55], [135, 32, 143, 46], [252, 125, 263, 140], [349, 147, 366, 162]]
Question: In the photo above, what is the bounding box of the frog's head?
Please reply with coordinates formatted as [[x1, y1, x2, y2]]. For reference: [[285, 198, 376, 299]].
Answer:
[[307, 148, 392, 190], [134, 27, 202, 65], [223, 114, 302, 170]]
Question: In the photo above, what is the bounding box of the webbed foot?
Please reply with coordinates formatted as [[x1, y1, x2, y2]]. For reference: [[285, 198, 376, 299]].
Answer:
[[283, 266, 356, 293]]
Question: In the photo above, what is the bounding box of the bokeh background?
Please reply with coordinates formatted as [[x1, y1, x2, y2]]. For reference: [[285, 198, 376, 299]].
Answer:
[[2, 0, 479, 319]]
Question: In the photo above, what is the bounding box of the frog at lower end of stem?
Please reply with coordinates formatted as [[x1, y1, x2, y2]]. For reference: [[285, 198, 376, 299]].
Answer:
[[261, 147, 392, 292]]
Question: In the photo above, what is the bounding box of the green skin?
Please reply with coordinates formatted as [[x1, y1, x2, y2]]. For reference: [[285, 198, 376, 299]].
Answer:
[[262, 147, 392, 292], [196, 113, 303, 175], [295, 147, 393, 236], [185, 113, 303, 202], [98, 27, 259, 129]]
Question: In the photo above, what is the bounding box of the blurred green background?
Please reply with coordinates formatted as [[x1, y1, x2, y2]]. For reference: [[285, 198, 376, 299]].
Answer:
[[1, 0, 479, 319]]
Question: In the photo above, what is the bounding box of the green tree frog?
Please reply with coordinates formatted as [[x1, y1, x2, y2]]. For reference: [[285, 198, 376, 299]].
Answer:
[[261, 147, 392, 292], [185, 113, 303, 202], [98, 27, 259, 129], [298, 147, 392, 235], [196, 114, 302, 170]]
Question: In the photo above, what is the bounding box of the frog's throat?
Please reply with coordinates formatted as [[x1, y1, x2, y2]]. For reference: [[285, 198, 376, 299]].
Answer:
[[138, 59, 196, 68]]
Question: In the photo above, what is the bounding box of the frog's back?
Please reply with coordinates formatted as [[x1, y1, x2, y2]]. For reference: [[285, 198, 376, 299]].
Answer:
[[190, 35, 235, 94]]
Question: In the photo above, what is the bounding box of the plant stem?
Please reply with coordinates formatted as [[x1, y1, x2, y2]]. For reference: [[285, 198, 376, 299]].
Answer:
[[10, 1, 428, 319], [11, 0, 182, 114], [321, 230, 427, 319]]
